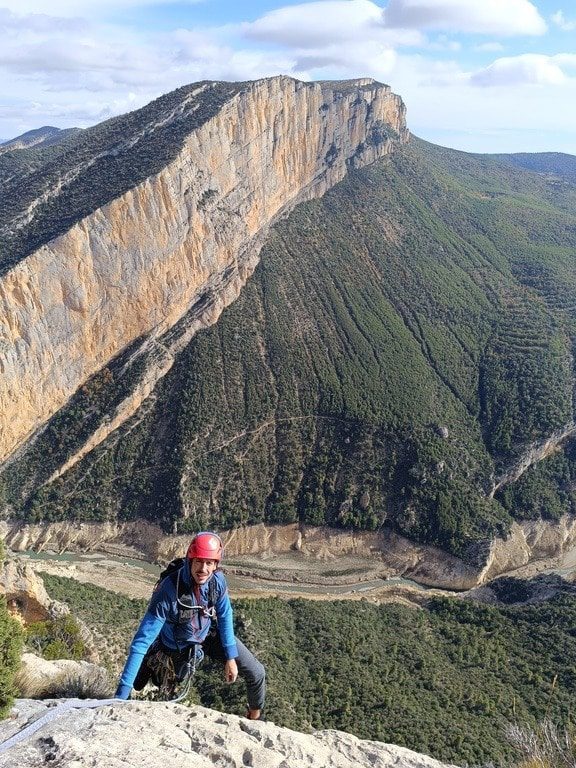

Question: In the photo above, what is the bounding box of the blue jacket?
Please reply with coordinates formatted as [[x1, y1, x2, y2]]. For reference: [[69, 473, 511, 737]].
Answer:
[[116, 562, 238, 699]]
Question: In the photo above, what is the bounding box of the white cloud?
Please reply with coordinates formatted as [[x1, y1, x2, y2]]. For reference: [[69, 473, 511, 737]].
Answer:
[[0, 0, 203, 17], [243, 0, 423, 48], [0, 7, 169, 87], [0, 24, 172, 95], [169, 35, 299, 83], [469, 54, 568, 87], [394, 52, 463, 87], [293, 40, 397, 78], [555, 54, 576, 70], [0, 7, 300, 94], [0, 94, 136, 125], [428, 34, 461, 51], [239, 1, 424, 84], [0, 8, 88, 34], [0, 11, 278, 95], [384, 0, 547, 35], [0, 39, 157, 77], [551, 10, 576, 31], [388, 51, 576, 152]]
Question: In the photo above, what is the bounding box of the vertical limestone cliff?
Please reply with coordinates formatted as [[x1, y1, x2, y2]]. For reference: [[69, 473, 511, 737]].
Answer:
[[0, 76, 407, 466]]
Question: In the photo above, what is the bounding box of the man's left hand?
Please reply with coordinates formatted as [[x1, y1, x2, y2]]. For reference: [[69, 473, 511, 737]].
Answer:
[[224, 658, 238, 683]]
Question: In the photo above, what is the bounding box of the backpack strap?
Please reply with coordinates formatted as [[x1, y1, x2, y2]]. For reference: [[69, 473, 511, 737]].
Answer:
[[172, 564, 218, 623], [207, 574, 218, 610]]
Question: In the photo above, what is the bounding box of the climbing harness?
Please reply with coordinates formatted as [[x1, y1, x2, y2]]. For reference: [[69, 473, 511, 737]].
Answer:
[[169, 643, 203, 704], [145, 639, 204, 703]]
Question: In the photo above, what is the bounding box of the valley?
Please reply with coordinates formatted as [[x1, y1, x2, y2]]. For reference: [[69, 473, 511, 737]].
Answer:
[[9, 519, 576, 606], [9, 547, 437, 603]]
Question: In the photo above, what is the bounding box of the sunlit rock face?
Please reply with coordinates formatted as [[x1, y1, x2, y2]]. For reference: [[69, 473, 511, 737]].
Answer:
[[0, 76, 407, 465], [0, 558, 58, 624]]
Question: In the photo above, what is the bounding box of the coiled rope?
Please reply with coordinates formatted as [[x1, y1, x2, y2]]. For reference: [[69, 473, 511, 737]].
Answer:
[[0, 697, 127, 755]]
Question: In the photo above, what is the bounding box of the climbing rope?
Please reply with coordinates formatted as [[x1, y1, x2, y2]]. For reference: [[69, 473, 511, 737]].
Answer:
[[149, 643, 202, 703], [0, 697, 127, 755], [170, 644, 201, 703]]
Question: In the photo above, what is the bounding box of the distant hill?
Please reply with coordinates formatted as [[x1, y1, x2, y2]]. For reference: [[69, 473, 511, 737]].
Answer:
[[494, 151, 576, 184], [0, 126, 81, 154], [0, 125, 82, 155]]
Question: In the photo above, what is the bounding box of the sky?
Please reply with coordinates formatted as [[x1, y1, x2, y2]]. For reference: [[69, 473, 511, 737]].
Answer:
[[0, 0, 575, 154]]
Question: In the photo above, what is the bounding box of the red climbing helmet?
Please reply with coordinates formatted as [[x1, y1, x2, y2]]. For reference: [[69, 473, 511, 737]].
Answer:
[[186, 531, 223, 562]]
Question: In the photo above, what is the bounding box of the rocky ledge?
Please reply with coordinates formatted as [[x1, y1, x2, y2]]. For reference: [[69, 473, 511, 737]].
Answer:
[[0, 700, 458, 768]]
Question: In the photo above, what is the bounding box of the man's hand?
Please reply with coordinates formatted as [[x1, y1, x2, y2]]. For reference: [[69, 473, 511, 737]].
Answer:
[[224, 658, 238, 684]]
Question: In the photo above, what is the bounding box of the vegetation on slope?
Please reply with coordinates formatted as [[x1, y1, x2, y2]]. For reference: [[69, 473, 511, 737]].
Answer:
[[25, 614, 89, 662], [0, 599, 22, 719], [42, 572, 576, 766], [4, 138, 576, 560]]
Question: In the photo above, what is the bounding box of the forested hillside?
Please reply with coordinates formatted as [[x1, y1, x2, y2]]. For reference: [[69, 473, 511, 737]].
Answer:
[[43, 573, 576, 766], [4, 138, 576, 560]]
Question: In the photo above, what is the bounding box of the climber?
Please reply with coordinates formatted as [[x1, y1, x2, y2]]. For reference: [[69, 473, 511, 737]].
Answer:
[[115, 531, 266, 719]]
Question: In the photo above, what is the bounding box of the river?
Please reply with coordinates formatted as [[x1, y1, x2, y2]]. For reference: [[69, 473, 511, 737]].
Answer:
[[13, 548, 431, 601]]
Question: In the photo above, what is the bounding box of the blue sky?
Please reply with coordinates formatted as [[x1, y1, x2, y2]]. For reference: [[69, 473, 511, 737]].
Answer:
[[0, 0, 575, 153]]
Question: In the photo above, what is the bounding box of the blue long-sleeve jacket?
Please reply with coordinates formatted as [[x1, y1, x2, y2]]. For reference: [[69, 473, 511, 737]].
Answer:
[[115, 562, 238, 698]]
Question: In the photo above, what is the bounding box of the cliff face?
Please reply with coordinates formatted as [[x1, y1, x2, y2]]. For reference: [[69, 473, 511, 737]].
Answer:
[[0, 558, 61, 624], [0, 76, 407, 466], [490, 421, 576, 497]]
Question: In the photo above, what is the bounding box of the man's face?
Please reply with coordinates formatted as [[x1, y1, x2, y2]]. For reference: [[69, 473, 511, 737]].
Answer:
[[190, 557, 218, 585]]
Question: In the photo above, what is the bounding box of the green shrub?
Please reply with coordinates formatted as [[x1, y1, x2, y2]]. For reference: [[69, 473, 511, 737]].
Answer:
[[25, 615, 87, 661], [0, 539, 24, 719], [0, 596, 23, 718]]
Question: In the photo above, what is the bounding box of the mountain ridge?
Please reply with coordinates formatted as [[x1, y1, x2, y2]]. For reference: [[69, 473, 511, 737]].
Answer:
[[0, 75, 407, 467], [2, 80, 576, 569], [0, 126, 81, 155]]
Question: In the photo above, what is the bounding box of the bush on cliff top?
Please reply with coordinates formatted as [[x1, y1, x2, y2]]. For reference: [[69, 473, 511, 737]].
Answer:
[[0, 542, 24, 719]]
